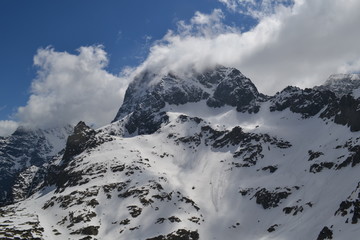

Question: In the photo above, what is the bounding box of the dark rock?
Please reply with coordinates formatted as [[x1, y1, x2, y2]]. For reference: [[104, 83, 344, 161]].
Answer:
[[267, 224, 279, 232], [270, 86, 337, 118], [335, 199, 360, 224], [176, 134, 202, 147], [127, 205, 142, 218], [110, 164, 125, 172], [252, 188, 291, 209], [310, 162, 335, 173], [62, 122, 96, 162], [188, 217, 201, 224], [79, 237, 93, 240], [334, 95, 360, 132], [212, 126, 246, 148], [261, 165, 278, 173], [168, 216, 181, 223], [316, 226, 333, 240], [129, 226, 140, 231], [335, 182, 360, 224], [155, 218, 166, 224], [282, 205, 304, 215], [198, 124, 290, 167], [70, 226, 99, 236], [120, 218, 130, 225], [211, 69, 258, 106], [336, 145, 360, 169], [180, 197, 200, 211], [308, 150, 324, 161], [119, 187, 149, 199], [146, 229, 199, 240], [87, 199, 99, 208], [162, 83, 207, 105]]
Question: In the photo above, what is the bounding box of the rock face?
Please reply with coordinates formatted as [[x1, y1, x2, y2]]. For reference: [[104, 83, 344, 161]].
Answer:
[[0, 125, 72, 206], [334, 95, 360, 131], [62, 121, 97, 161], [46, 121, 113, 192], [112, 66, 265, 135], [316, 226, 333, 240], [270, 86, 337, 118], [2, 67, 360, 239], [206, 68, 265, 113]]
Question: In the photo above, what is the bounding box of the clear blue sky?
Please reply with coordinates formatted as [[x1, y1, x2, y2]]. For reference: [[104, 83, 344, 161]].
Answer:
[[0, 0, 254, 121]]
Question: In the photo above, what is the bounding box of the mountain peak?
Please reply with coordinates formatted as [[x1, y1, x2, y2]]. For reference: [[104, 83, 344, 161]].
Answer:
[[112, 66, 263, 135], [315, 73, 360, 97]]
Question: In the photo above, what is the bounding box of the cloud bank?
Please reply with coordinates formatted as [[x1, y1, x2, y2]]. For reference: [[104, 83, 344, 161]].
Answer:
[[15, 46, 129, 129], [132, 0, 360, 94], [2, 0, 360, 136]]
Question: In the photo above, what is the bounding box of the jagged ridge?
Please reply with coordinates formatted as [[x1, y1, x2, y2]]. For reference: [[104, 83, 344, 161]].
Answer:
[[1, 66, 360, 239]]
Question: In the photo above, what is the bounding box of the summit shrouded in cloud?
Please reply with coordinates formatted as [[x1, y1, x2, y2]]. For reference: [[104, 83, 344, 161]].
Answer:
[[132, 0, 360, 95], [0, 0, 360, 135]]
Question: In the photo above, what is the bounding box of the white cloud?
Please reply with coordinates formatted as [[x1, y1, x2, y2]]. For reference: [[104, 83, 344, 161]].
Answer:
[[0, 120, 19, 137], [337, 58, 360, 74], [2, 0, 360, 135], [218, 0, 240, 11], [176, 9, 236, 38], [219, 0, 294, 19], [129, 0, 360, 94], [15, 45, 130, 129]]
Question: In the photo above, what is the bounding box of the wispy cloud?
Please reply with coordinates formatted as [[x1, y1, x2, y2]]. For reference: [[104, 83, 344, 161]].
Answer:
[[219, 0, 294, 19]]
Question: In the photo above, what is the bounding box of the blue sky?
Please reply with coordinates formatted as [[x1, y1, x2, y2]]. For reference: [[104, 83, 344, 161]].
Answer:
[[0, 0, 253, 121], [1, 0, 360, 136]]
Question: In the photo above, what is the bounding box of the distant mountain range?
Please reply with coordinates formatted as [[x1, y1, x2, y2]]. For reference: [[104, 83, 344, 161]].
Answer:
[[1, 66, 360, 240]]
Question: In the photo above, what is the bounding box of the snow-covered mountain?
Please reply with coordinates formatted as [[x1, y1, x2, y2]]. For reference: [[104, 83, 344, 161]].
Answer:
[[315, 73, 360, 97], [1, 66, 360, 240], [0, 125, 73, 205], [112, 66, 266, 136]]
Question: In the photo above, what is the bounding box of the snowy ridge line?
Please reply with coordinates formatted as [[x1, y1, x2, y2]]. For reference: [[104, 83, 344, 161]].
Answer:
[[1, 66, 360, 239]]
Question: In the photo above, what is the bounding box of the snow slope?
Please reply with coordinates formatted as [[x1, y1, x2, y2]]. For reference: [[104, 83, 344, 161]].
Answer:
[[1, 67, 360, 240]]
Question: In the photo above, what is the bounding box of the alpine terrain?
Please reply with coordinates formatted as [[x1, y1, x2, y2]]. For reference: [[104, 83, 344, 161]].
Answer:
[[1, 66, 360, 240]]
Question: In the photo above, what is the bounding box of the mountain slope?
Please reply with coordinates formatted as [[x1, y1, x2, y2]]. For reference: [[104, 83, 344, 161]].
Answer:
[[1, 67, 360, 240], [0, 125, 73, 205]]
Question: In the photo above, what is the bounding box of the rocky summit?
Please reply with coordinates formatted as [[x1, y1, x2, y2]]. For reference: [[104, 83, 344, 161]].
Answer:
[[1, 66, 360, 240]]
